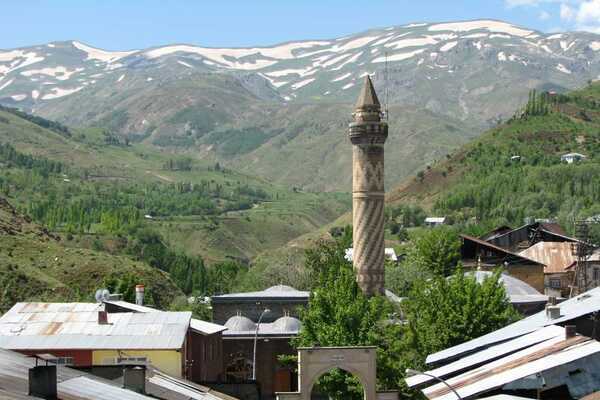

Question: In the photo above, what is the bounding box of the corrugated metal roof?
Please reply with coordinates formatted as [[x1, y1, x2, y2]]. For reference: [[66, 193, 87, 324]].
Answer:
[[59, 376, 152, 400], [406, 325, 565, 388], [0, 348, 155, 400], [423, 334, 600, 400], [212, 285, 309, 301], [426, 287, 600, 365], [519, 242, 576, 274], [148, 370, 228, 400], [461, 234, 543, 265], [345, 248, 398, 262], [466, 271, 547, 304], [0, 303, 191, 350], [104, 300, 227, 335]]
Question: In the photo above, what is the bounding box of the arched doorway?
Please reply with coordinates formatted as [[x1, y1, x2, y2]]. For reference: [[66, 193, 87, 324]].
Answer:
[[275, 346, 398, 400], [309, 367, 365, 400]]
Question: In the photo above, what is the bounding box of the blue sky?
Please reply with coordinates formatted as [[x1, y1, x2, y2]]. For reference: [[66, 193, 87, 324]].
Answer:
[[2, 0, 599, 50]]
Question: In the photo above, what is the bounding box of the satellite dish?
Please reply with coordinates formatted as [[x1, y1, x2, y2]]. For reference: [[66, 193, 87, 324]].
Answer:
[[95, 288, 111, 302]]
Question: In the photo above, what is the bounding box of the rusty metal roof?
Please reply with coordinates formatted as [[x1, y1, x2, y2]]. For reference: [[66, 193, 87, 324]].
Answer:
[[0, 303, 191, 350], [422, 330, 600, 400], [519, 241, 576, 274]]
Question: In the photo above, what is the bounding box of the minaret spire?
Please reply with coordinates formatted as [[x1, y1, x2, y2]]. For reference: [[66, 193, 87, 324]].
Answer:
[[349, 75, 388, 296]]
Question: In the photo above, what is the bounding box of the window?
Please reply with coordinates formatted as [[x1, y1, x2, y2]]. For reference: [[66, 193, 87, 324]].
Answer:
[[549, 278, 561, 289], [594, 268, 600, 282], [53, 357, 73, 366], [105, 356, 148, 365]]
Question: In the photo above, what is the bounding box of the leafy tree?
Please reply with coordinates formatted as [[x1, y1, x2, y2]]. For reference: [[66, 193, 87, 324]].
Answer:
[[400, 269, 520, 369], [406, 227, 460, 276]]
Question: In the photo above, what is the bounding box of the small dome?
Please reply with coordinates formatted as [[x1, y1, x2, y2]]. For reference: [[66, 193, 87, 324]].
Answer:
[[272, 316, 301, 333], [225, 315, 256, 332], [264, 285, 298, 293]]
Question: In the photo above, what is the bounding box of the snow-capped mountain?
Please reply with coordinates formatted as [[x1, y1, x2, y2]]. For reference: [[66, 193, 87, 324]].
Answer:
[[1, 20, 598, 109], [1, 20, 599, 191]]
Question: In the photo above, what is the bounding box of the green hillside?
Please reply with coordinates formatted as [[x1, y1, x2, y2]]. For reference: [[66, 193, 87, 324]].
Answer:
[[387, 82, 600, 234], [0, 196, 183, 313], [0, 106, 350, 299]]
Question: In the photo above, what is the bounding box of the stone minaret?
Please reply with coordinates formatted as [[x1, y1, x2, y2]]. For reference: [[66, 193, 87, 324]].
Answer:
[[349, 76, 388, 296]]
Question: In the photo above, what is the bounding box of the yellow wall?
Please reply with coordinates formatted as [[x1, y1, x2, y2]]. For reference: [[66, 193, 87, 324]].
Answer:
[[92, 350, 182, 377]]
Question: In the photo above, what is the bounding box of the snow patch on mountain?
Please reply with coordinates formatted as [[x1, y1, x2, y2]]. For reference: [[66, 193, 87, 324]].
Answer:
[[10, 94, 27, 101], [0, 79, 14, 92], [440, 41, 457, 52], [429, 20, 533, 37], [291, 78, 314, 90], [332, 72, 352, 82], [177, 60, 193, 68], [41, 86, 84, 100], [373, 49, 425, 63], [72, 41, 137, 63], [21, 66, 84, 81], [556, 64, 571, 74]]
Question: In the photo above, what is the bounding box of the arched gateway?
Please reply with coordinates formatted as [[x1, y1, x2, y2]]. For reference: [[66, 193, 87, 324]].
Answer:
[[275, 347, 398, 400]]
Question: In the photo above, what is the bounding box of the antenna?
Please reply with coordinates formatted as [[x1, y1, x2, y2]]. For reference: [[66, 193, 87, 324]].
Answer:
[[95, 288, 111, 303], [384, 51, 389, 121]]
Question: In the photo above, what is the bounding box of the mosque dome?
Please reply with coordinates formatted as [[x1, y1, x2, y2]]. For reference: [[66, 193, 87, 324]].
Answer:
[[272, 316, 301, 333], [225, 315, 256, 332], [264, 285, 299, 293]]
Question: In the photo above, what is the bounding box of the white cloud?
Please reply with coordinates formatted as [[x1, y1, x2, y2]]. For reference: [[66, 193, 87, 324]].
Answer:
[[560, 3, 575, 20], [576, 0, 600, 24], [539, 10, 552, 19], [505, 0, 543, 7]]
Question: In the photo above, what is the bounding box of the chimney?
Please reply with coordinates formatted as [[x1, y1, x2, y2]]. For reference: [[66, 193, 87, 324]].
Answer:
[[98, 310, 108, 325], [135, 284, 145, 306], [548, 296, 557, 306], [29, 365, 57, 399], [565, 325, 577, 339], [123, 366, 146, 394], [546, 305, 560, 319]]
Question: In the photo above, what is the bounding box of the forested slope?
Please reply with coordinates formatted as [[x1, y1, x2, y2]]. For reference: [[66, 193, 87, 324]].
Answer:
[[387, 82, 600, 234]]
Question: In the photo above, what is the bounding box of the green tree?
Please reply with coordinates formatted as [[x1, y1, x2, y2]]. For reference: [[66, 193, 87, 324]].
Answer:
[[400, 269, 520, 368], [407, 227, 460, 276], [293, 236, 399, 400]]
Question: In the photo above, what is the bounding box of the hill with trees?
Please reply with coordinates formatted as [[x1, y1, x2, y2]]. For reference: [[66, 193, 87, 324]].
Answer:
[[387, 81, 600, 237]]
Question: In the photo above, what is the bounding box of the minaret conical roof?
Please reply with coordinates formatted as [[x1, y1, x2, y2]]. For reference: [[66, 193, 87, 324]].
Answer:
[[355, 75, 380, 109]]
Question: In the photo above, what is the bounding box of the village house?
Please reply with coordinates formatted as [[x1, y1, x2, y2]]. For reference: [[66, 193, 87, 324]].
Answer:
[[519, 241, 576, 297], [480, 221, 575, 253], [425, 217, 446, 227], [460, 234, 546, 293]]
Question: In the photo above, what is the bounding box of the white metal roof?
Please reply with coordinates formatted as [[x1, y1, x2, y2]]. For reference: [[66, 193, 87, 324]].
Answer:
[[212, 285, 310, 300], [423, 334, 600, 400], [425, 217, 446, 223], [104, 300, 227, 335], [0, 303, 191, 350], [59, 376, 152, 400], [426, 287, 600, 365], [149, 371, 225, 400], [466, 271, 548, 304], [407, 325, 564, 388]]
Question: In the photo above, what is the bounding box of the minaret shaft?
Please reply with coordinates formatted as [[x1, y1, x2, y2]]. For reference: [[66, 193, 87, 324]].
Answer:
[[349, 76, 388, 296]]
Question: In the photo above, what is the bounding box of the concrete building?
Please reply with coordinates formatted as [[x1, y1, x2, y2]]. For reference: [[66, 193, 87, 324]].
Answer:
[[345, 247, 398, 263], [103, 299, 228, 383], [222, 314, 301, 399], [211, 285, 309, 326], [349, 75, 388, 296]]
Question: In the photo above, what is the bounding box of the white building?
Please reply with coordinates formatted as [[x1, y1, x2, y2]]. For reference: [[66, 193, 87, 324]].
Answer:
[[425, 217, 446, 227], [561, 152, 587, 164]]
